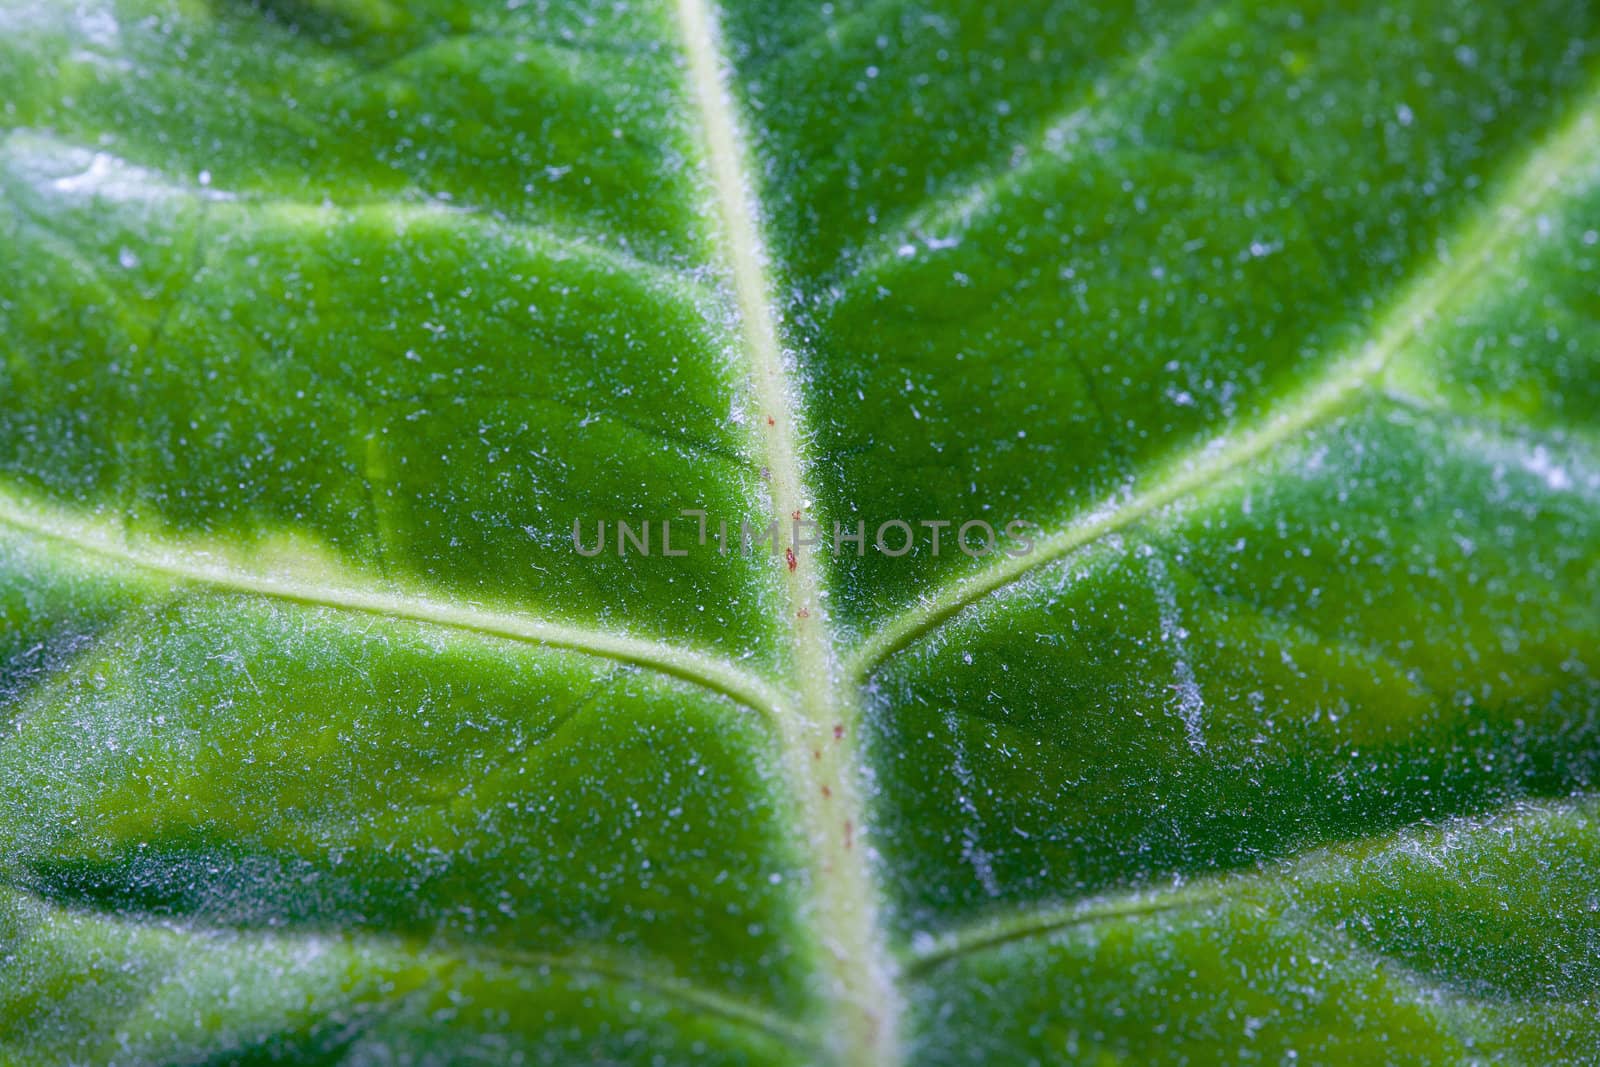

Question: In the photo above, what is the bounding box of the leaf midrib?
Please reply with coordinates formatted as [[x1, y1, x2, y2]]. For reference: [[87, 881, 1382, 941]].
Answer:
[[670, 1, 900, 1064]]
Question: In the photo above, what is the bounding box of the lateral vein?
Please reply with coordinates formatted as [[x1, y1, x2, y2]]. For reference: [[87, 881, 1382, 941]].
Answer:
[[2, 881, 815, 1052], [849, 80, 1600, 680], [0, 485, 783, 716], [905, 795, 1593, 973]]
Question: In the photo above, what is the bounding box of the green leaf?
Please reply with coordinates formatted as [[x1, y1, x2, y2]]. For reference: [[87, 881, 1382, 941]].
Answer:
[[2, 1, 1598, 1064]]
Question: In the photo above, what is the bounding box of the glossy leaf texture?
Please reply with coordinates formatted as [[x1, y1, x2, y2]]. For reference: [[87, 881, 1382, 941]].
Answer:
[[2, 1, 1598, 1064]]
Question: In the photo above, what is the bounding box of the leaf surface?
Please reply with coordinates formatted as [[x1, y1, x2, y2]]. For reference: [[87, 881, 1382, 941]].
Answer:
[[2, 1, 1599, 1063]]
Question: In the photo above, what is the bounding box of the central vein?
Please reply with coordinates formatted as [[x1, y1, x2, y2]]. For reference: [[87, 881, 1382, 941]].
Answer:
[[672, 0, 899, 1063]]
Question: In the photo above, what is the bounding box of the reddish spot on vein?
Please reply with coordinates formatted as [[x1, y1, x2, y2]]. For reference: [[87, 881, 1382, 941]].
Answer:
[[785, 547, 797, 572]]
